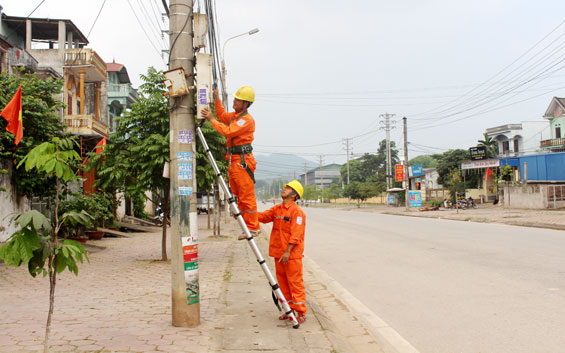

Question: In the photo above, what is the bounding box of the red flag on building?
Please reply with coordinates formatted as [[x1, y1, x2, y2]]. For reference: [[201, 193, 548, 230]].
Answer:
[[95, 136, 106, 154], [1, 85, 23, 145], [486, 167, 493, 180]]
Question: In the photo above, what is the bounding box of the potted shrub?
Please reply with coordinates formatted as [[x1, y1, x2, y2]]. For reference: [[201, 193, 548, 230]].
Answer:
[[82, 193, 115, 239]]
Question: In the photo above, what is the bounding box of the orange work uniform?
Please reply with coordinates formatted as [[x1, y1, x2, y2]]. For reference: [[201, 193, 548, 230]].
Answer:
[[258, 201, 307, 315], [210, 99, 259, 231]]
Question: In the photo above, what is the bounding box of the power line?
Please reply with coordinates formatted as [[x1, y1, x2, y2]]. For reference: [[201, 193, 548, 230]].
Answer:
[[87, 0, 108, 38], [409, 20, 565, 119], [127, 0, 166, 61], [137, 0, 167, 47], [27, 0, 47, 17]]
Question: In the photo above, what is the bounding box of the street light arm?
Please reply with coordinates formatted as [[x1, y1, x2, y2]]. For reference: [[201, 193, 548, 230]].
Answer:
[[221, 28, 260, 64]]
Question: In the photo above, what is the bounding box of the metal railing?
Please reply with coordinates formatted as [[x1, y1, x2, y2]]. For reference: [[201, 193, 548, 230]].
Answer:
[[548, 185, 565, 209]]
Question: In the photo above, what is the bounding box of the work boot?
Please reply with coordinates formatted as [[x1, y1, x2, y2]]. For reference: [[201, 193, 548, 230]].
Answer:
[[296, 313, 306, 324], [237, 230, 260, 240]]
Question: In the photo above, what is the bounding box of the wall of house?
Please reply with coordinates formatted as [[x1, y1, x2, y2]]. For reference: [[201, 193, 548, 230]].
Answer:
[[0, 160, 30, 242], [27, 49, 63, 75], [550, 116, 565, 139], [521, 121, 550, 154]]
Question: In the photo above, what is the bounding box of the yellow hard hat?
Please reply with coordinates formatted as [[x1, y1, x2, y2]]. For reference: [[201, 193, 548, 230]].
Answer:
[[233, 86, 255, 102], [284, 180, 304, 199]]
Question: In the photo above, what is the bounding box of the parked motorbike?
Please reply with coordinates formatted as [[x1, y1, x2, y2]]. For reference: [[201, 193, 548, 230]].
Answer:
[[152, 204, 170, 226]]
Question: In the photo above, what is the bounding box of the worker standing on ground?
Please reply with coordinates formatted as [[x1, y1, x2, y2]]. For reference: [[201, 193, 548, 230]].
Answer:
[[201, 86, 259, 238], [258, 180, 307, 324]]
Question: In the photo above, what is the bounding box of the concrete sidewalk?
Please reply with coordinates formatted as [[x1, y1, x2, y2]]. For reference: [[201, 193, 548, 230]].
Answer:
[[0, 215, 381, 353]]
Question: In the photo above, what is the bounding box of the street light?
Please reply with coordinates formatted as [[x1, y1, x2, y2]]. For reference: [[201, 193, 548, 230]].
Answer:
[[220, 28, 260, 110]]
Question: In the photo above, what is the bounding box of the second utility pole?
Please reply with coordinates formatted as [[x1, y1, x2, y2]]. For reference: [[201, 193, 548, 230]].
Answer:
[[169, 0, 199, 327], [403, 117, 409, 211]]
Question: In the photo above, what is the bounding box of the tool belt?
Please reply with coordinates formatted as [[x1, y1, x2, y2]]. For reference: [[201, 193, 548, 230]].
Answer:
[[227, 144, 255, 184]]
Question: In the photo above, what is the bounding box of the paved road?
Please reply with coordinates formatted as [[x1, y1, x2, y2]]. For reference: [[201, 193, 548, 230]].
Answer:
[[301, 206, 565, 353]]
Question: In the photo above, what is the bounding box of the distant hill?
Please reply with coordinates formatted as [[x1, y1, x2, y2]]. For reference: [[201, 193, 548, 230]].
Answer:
[[254, 154, 318, 181]]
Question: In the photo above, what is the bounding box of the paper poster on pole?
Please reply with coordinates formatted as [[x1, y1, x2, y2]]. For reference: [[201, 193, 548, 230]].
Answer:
[[183, 261, 199, 304], [177, 152, 193, 161], [179, 186, 193, 195], [178, 130, 193, 144]]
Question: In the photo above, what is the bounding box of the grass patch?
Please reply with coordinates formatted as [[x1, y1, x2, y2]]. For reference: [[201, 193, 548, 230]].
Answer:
[[223, 270, 232, 282]]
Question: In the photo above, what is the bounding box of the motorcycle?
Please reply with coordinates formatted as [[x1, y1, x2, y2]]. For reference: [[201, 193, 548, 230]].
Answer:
[[152, 203, 170, 226]]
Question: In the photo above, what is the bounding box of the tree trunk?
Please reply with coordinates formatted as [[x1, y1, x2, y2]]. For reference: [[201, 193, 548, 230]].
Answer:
[[44, 256, 57, 353], [215, 184, 220, 235], [161, 189, 169, 261], [45, 177, 61, 353], [207, 191, 211, 229]]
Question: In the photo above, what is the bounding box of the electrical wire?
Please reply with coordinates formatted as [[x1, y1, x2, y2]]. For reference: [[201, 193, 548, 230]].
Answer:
[[137, 0, 168, 48], [409, 20, 565, 119], [87, 0, 108, 38], [27, 0, 47, 17], [167, 2, 192, 67], [127, 0, 165, 60]]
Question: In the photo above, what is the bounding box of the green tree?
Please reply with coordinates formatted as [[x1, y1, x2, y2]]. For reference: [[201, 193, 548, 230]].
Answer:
[[409, 155, 437, 168], [89, 67, 170, 260], [341, 159, 363, 183], [90, 67, 227, 260], [0, 70, 66, 199], [324, 183, 343, 202], [340, 140, 399, 185], [477, 133, 498, 158], [0, 137, 89, 353], [433, 149, 477, 188], [344, 181, 376, 207], [302, 184, 319, 201], [445, 168, 465, 202]]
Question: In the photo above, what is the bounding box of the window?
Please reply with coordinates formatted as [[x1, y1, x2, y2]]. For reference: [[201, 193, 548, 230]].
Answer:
[[514, 139, 519, 153], [556, 126, 561, 139], [502, 141, 509, 154]]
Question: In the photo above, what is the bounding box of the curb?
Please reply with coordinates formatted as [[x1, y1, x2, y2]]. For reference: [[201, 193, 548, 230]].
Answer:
[[378, 210, 565, 232], [304, 256, 421, 353]]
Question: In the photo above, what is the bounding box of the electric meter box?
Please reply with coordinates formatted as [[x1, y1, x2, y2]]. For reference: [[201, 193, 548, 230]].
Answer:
[[163, 67, 189, 97]]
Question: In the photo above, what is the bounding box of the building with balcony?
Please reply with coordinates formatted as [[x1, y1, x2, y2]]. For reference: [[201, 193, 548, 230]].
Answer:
[[107, 61, 137, 132], [2, 14, 108, 137], [540, 97, 565, 152], [485, 121, 549, 157], [1, 13, 108, 194]]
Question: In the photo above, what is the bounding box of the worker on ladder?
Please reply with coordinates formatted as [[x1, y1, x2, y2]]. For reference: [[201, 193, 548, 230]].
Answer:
[[201, 86, 259, 239], [258, 180, 307, 324]]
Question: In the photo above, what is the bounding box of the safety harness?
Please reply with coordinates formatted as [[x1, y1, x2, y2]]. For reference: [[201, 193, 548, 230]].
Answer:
[[227, 110, 255, 184]]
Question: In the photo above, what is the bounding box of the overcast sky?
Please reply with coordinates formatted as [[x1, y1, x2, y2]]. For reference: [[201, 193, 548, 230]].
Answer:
[[3, 0, 565, 173]]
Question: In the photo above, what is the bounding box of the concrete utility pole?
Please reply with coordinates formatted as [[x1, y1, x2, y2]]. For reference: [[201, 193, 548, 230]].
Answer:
[[304, 163, 308, 186], [403, 117, 409, 211], [319, 155, 324, 203], [168, 0, 199, 327], [343, 138, 351, 185], [380, 113, 396, 190]]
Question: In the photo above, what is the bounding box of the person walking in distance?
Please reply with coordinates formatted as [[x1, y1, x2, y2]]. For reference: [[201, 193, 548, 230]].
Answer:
[[258, 180, 307, 324], [201, 86, 259, 238]]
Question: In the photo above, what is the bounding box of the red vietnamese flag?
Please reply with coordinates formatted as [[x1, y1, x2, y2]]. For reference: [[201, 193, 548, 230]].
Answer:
[[486, 167, 493, 180], [95, 136, 106, 154], [1, 85, 23, 145]]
